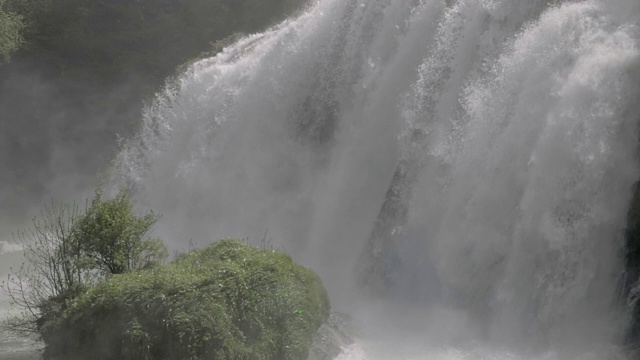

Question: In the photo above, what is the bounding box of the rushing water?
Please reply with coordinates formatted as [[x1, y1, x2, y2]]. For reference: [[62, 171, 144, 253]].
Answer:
[[108, 0, 640, 358]]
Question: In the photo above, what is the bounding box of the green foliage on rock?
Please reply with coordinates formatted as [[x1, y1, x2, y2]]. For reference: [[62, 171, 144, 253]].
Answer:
[[1, 188, 167, 337], [42, 239, 330, 360], [0, 0, 23, 63]]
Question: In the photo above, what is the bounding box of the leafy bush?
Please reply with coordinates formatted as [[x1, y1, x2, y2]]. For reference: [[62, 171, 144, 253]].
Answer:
[[74, 187, 167, 275], [42, 239, 330, 360], [1, 187, 167, 337]]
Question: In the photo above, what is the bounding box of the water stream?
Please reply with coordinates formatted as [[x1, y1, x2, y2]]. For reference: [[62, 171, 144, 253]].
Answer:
[[8, 0, 638, 358]]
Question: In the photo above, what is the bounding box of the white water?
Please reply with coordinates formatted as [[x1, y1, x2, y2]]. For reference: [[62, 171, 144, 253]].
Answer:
[[112, 0, 640, 358]]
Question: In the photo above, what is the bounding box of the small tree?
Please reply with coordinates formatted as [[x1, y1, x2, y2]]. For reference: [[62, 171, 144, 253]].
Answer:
[[74, 188, 167, 275], [2, 201, 93, 336], [2, 187, 168, 337]]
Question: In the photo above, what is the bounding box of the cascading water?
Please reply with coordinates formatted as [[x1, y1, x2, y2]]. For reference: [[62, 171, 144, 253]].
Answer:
[[111, 0, 640, 358]]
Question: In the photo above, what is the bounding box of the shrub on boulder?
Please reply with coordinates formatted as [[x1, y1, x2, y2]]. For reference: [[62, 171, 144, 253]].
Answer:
[[42, 238, 330, 360]]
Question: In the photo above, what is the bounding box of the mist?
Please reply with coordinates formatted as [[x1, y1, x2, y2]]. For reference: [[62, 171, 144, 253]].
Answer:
[[3, 0, 640, 359], [0, 0, 312, 234], [106, 0, 640, 358]]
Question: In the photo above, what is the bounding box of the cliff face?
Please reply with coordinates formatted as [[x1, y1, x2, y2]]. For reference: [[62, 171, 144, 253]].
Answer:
[[625, 182, 640, 347]]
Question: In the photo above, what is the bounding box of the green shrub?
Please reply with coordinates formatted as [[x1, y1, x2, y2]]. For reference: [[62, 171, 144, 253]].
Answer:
[[1, 187, 167, 337], [0, 0, 24, 63], [42, 239, 330, 360], [74, 187, 167, 275]]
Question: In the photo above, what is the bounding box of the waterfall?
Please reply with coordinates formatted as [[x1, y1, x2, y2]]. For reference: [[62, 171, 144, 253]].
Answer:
[[111, 0, 640, 357]]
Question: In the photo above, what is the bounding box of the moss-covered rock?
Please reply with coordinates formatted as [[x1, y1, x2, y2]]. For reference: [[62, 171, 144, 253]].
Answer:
[[41, 238, 330, 360]]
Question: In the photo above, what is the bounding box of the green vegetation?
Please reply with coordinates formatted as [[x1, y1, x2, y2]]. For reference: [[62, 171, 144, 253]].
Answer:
[[2, 2, 333, 356], [41, 239, 330, 360], [74, 188, 167, 275], [0, 0, 23, 63], [3, 189, 329, 359], [2, 188, 167, 337]]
